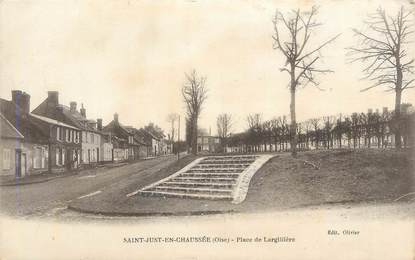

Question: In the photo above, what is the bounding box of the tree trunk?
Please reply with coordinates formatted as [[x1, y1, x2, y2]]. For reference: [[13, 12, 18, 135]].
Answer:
[[394, 89, 402, 149], [290, 87, 297, 157], [192, 117, 198, 155]]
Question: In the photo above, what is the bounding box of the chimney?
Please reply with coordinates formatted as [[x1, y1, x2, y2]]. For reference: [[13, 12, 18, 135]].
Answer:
[[47, 91, 59, 105], [368, 108, 373, 114], [383, 107, 388, 114], [80, 103, 86, 118], [70, 101, 77, 113], [56, 106, 64, 113], [114, 113, 119, 123], [12, 90, 30, 114], [97, 119, 103, 131]]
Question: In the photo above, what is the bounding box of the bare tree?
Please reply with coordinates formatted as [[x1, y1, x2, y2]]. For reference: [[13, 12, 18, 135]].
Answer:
[[348, 6, 414, 149], [309, 118, 321, 149], [323, 115, 336, 149], [182, 70, 208, 155], [167, 113, 179, 142], [217, 113, 233, 150], [246, 114, 262, 152], [272, 6, 340, 157]]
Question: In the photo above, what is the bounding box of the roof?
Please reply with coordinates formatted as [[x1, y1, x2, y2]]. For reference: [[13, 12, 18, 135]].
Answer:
[[0, 98, 50, 143], [58, 105, 97, 132], [30, 113, 80, 130], [141, 128, 161, 141], [31, 96, 97, 132], [124, 126, 148, 146], [0, 113, 24, 139], [103, 119, 131, 137]]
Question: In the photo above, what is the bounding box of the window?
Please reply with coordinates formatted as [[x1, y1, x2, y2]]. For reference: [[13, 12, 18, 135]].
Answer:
[[91, 133, 94, 144], [2, 149, 11, 170], [82, 131, 87, 143], [33, 147, 42, 169], [55, 148, 60, 166], [56, 127, 62, 141], [62, 149, 65, 165]]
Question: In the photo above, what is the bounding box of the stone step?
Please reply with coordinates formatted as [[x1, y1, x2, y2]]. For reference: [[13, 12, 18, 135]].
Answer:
[[204, 156, 258, 159], [138, 190, 233, 200], [186, 168, 243, 173], [192, 164, 250, 168], [172, 176, 237, 183], [150, 185, 233, 194], [199, 160, 255, 164], [179, 172, 241, 178], [163, 181, 235, 188]]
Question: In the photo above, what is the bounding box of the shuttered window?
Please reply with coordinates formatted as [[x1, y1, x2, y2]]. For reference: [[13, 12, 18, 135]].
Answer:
[[33, 147, 42, 169], [55, 148, 60, 166], [3, 149, 11, 170]]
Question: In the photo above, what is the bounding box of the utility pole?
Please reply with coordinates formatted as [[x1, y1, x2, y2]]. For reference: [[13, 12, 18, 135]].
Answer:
[[177, 115, 180, 160]]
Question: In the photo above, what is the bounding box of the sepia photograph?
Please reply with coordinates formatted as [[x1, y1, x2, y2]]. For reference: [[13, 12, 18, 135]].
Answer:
[[0, 0, 414, 259]]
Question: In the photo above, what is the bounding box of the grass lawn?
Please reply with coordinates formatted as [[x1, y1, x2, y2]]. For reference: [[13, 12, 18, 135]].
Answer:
[[241, 148, 414, 212]]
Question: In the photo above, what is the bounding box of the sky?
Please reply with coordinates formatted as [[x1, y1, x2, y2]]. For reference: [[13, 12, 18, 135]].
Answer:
[[1, 0, 414, 139]]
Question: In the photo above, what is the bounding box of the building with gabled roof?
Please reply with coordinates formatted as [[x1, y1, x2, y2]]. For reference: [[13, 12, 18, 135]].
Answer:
[[0, 113, 25, 177], [1, 90, 81, 176], [102, 113, 140, 161], [32, 92, 103, 167]]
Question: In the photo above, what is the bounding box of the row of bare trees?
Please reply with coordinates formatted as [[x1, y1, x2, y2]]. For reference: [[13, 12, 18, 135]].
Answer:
[[179, 6, 413, 156], [272, 6, 414, 156], [226, 107, 414, 153]]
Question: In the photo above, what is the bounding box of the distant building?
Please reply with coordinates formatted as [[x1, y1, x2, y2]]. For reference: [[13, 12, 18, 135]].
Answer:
[[136, 128, 169, 157], [124, 127, 151, 158], [96, 119, 113, 163], [102, 113, 139, 161], [197, 135, 221, 153]]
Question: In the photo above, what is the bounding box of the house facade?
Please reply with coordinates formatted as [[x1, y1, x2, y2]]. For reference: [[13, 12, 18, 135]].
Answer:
[[125, 127, 150, 159], [102, 113, 137, 161], [97, 119, 114, 163], [32, 92, 102, 168], [137, 129, 162, 157], [1, 113, 25, 177], [31, 91, 84, 172], [1, 90, 82, 176], [197, 135, 221, 153], [63, 102, 102, 166]]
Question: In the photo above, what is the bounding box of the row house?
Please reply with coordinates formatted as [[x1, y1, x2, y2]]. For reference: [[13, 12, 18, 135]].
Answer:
[[102, 113, 139, 161], [33, 92, 101, 169], [97, 119, 114, 163], [1, 90, 81, 177], [137, 129, 166, 157], [124, 127, 151, 159], [32, 91, 115, 166], [1, 113, 26, 177]]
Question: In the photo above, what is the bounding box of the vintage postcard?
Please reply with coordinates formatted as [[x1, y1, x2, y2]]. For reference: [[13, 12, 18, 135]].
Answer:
[[0, 0, 414, 259]]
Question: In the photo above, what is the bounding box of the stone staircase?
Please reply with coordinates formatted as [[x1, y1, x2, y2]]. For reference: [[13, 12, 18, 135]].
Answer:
[[137, 155, 260, 201]]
